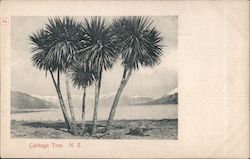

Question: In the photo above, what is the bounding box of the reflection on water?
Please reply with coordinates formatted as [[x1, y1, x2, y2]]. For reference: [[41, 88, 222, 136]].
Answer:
[[11, 105, 177, 121]]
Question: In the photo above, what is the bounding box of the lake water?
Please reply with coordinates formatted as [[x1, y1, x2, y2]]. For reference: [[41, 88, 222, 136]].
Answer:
[[11, 105, 177, 121]]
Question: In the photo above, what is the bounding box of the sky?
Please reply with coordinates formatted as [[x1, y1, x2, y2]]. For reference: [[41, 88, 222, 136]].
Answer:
[[11, 16, 178, 98]]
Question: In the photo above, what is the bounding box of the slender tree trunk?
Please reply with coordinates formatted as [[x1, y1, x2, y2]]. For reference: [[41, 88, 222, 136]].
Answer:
[[91, 66, 102, 135], [49, 69, 72, 131], [57, 69, 60, 87], [65, 71, 77, 135], [81, 87, 86, 134], [106, 68, 132, 132]]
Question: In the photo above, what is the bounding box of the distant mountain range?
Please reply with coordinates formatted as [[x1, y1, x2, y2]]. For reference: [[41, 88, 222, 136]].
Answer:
[[33, 93, 155, 107], [11, 88, 178, 111], [137, 88, 178, 105], [11, 91, 58, 113], [138, 91, 178, 105], [109, 88, 178, 105], [100, 94, 154, 106]]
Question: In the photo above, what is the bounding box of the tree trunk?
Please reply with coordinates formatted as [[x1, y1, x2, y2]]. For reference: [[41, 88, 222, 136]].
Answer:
[[57, 69, 60, 87], [106, 68, 132, 132], [91, 66, 102, 135], [81, 87, 86, 133], [49, 69, 72, 131], [65, 72, 77, 135]]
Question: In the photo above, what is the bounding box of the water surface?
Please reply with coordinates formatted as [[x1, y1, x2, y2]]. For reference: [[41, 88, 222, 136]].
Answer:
[[11, 104, 178, 121]]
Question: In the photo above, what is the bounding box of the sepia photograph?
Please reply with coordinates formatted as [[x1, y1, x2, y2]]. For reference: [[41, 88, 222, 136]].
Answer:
[[10, 16, 178, 139], [1, 1, 248, 158]]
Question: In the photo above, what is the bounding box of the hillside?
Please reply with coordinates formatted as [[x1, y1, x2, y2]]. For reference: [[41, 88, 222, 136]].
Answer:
[[11, 91, 59, 112], [29, 90, 177, 107], [138, 88, 178, 105], [143, 93, 178, 105]]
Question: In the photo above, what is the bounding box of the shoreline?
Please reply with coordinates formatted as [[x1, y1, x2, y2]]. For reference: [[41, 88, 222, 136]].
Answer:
[[11, 119, 178, 139]]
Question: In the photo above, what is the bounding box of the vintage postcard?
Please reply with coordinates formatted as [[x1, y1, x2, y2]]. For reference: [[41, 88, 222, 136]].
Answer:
[[0, 0, 249, 158], [10, 15, 178, 140]]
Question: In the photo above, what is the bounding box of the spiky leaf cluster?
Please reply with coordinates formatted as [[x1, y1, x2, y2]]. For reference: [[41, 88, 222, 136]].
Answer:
[[30, 17, 83, 72], [77, 17, 119, 72], [110, 16, 163, 70], [68, 60, 97, 89], [45, 17, 83, 70], [30, 29, 59, 71]]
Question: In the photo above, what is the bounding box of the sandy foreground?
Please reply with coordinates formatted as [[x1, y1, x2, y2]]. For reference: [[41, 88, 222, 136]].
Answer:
[[11, 119, 177, 139]]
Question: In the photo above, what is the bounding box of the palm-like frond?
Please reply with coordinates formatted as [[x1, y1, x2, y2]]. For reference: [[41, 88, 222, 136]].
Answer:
[[110, 16, 163, 70], [77, 17, 118, 71], [45, 17, 83, 71], [68, 60, 97, 89], [29, 29, 60, 72]]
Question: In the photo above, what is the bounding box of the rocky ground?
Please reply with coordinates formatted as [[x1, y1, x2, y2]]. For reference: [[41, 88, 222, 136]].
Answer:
[[11, 119, 177, 139]]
